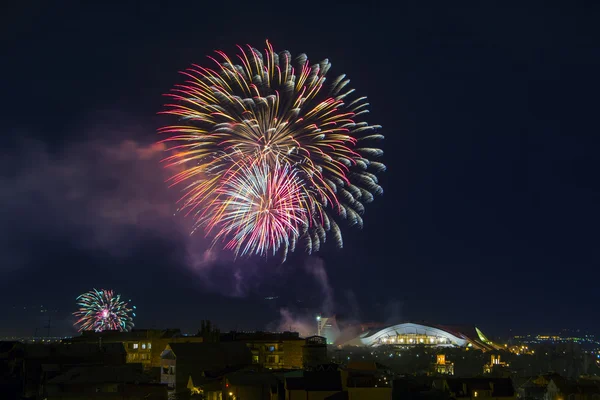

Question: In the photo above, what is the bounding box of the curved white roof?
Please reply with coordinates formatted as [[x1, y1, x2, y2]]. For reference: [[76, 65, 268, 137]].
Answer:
[[345, 322, 470, 347]]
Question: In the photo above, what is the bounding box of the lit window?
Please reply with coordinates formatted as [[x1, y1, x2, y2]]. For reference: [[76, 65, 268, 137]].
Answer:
[[133, 343, 139, 349], [474, 392, 478, 397], [142, 343, 146, 349], [148, 343, 152, 349]]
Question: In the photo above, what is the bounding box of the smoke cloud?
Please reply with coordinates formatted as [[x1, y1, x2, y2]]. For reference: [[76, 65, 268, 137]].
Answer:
[[267, 256, 339, 338], [303, 257, 335, 315], [0, 116, 254, 294], [0, 135, 177, 266], [273, 308, 316, 337], [1, 117, 393, 332]]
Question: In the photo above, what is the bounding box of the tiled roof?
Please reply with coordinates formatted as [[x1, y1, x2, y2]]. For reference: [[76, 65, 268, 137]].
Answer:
[[24, 342, 125, 358]]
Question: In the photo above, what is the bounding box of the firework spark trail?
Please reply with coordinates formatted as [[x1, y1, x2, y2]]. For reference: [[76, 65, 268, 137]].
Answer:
[[201, 159, 308, 260], [73, 289, 135, 332], [159, 40, 385, 260]]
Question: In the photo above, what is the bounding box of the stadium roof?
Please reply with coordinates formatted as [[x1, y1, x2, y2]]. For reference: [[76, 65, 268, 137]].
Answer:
[[339, 322, 500, 351]]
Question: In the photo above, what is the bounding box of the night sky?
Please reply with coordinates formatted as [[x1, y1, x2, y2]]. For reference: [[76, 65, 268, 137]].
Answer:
[[2, 1, 599, 338]]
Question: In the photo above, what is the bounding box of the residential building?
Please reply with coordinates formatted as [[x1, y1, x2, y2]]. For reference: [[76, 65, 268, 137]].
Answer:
[[22, 342, 127, 398], [514, 376, 548, 400], [343, 361, 393, 388], [545, 377, 600, 400], [434, 377, 516, 400], [223, 371, 280, 400], [45, 364, 167, 400], [285, 370, 344, 400], [221, 331, 305, 370], [66, 328, 204, 370], [303, 336, 328, 369], [160, 341, 252, 397], [392, 377, 447, 400]]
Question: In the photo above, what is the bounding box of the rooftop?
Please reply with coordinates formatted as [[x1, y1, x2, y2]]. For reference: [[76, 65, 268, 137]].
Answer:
[[48, 365, 151, 385]]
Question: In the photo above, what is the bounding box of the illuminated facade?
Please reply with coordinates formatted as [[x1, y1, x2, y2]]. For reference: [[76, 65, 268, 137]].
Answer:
[[483, 355, 510, 376], [220, 331, 304, 369], [432, 354, 455, 375], [341, 322, 500, 351]]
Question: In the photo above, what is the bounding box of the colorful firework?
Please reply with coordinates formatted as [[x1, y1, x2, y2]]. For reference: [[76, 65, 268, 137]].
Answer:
[[73, 289, 135, 332], [160, 40, 385, 259], [201, 158, 309, 259]]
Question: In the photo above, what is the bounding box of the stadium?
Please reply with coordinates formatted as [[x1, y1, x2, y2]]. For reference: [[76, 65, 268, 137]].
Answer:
[[317, 317, 501, 351]]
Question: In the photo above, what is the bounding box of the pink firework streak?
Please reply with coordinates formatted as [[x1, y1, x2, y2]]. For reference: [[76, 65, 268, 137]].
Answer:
[[200, 159, 309, 260]]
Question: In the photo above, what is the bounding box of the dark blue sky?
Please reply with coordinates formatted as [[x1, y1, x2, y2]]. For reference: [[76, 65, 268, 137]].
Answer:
[[1, 1, 599, 338]]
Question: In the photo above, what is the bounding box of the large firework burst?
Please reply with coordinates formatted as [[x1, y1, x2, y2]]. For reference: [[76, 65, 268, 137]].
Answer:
[[160, 40, 385, 259], [73, 289, 135, 332]]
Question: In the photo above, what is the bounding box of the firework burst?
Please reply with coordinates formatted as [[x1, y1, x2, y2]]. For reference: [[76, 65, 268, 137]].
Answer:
[[160, 40, 385, 259], [73, 289, 135, 332], [201, 158, 309, 260]]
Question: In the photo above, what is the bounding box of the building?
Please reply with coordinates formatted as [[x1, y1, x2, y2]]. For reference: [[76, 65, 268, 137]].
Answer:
[[160, 342, 252, 396], [483, 355, 510, 376], [222, 371, 280, 400], [435, 378, 516, 400], [343, 361, 394, 397], [66, 328, 204, 370], [392, 377, 446, 400], [303, 336, 328, 369], [284, 366, 392, 400], [340, 322, 501, 351], [545, 376, 600, 400], [431, 354, 455, 376], [23, 342, 127, 398], [45, 364, 167, 400], [285, 370, 344, 400], [221, 331, 305, 370]]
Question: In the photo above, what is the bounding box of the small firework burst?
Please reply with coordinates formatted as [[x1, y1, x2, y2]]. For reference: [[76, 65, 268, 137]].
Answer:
[[73, 289, 135, 332]]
